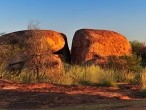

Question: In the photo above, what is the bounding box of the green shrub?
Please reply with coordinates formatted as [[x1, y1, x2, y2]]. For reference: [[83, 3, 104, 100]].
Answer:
[[105, 54, 142, 73], [130, 40, 143, 54], [0, 63, 143, 87], [114, 70, 141, 84]]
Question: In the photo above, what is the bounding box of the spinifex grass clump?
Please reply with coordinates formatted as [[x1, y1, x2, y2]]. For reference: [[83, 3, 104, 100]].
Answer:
[[61, 64, 86, 85], [0, 69, 49, 84], [141, 69, 146, 90], [62, 64, 117, 86], [79, 65, 116, 86], [133, 68, 146, 98]]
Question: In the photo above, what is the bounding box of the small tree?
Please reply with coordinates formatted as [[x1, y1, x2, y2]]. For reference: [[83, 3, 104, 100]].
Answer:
[[130, 40, 143, 55], [24, 21, 53, 77], [27, 20, 40, 30]]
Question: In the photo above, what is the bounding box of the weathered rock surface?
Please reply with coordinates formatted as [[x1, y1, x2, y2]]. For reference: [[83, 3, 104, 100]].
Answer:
[[0, 30, 65, 52], [71, 29, 131, 65], [0, 30, 70, 72]]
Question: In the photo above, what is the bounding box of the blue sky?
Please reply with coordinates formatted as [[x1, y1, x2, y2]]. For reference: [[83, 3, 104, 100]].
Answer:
[[0, 0, 146, 48]]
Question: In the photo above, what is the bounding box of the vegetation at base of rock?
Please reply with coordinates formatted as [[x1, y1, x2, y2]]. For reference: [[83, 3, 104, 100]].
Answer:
[[0, 44, 23, 64], [105, 54, 142, 73], [0, 63, 145, 88], [1, 27, 146, 93], [0, 38, 145, 88]]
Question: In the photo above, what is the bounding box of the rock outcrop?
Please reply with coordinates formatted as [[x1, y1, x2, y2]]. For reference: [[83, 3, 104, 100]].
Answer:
[[71, 29, 131, 65], [0, 30, 70, 73]]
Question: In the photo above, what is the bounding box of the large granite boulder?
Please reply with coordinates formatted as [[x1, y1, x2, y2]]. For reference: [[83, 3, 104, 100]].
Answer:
[[0, 30, 70, 73], [71, 29, 132, 65]]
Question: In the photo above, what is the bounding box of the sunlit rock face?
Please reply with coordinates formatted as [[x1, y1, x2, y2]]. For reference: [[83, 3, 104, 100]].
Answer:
[[0, 30, 70, 73], [71, 29, 131, 65]]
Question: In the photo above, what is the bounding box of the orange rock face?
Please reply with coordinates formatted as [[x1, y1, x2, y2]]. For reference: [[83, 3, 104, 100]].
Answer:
[[71, 29, 132, 64], [0, 30, 70, 72], [1, 30, 65, 52]]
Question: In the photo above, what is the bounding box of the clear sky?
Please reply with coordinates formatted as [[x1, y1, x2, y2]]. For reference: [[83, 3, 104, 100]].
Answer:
[[0, 0, 146, 48]]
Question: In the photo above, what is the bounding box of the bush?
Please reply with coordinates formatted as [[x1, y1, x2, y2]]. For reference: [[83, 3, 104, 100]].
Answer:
[[130, 40, 143, 54], [114, 70, 140, 84], [105, 54, 142, 73], [130, 40, 146, 62]]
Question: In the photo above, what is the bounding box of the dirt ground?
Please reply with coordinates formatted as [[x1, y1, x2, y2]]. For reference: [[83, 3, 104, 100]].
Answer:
[[0, 79, 146, 110]]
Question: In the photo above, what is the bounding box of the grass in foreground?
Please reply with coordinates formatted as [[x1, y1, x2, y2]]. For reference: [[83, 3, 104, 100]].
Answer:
[[0, 64, 146, 89]]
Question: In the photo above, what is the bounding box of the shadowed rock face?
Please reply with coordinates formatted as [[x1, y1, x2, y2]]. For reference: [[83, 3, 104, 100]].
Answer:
[[71, 29, 132, 65], [54, 33, 71, 63], [0, 30, 71, 72]]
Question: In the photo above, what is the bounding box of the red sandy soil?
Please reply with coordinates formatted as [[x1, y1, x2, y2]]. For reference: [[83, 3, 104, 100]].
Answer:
[[0, 79, 145, 109]]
